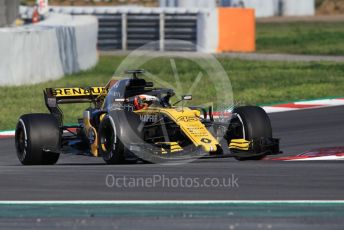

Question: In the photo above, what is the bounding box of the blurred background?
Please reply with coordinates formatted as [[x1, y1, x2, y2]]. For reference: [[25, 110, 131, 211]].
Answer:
[[1, 0, 342, 53], [15, 0, 344, 15]]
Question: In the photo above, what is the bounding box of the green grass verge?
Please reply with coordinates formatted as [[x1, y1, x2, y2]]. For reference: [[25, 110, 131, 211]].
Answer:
[[256, 21, 344, 55], [1, 55, 344, 130]]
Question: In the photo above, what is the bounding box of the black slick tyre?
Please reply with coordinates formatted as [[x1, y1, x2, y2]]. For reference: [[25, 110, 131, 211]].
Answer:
[[230, 106, 272, 160], [15, 113, 60, 165], [98, 115, 125, 164]]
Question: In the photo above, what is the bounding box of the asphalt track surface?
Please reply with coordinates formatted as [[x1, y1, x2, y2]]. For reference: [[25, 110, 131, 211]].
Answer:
[[0, 106, 344, 229]]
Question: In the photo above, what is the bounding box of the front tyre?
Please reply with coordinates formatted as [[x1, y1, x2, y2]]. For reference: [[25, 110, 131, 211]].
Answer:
[[228, 106, 272, 160], [15, 114, 60, 165]]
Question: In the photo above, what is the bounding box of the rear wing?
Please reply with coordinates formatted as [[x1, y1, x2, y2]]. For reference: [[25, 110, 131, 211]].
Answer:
[[44, 87, 106, 104], [44, 86, 108, 127], [44, 79, 118, 126]]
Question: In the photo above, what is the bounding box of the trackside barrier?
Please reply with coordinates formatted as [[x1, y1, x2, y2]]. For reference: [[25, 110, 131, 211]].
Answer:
[[30, 6, 255, 53], [0, 0, 20, 27], [0, 13, 98, 86], [0, 26, 64, 86], [40, 7, 200, 51], [39, 14, 98, 74]]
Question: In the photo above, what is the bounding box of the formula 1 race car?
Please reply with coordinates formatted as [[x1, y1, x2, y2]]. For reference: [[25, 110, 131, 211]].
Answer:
[[15, 70, 281, 165]]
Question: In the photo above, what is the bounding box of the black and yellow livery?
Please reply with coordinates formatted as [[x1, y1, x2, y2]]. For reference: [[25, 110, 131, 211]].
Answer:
[[14, 70, 281, 165]]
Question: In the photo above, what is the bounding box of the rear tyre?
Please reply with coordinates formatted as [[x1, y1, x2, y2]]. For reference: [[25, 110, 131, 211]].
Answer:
[[98, 115, 125, 164], [229, 106, 272, 160], [15, 114, 60, 165]]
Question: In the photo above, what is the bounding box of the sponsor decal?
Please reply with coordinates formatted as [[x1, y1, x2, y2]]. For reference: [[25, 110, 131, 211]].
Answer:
[[184, 126, 209, 137], [140, 114, 158, 123], [112, 81, 120, 88], [52, 87, 106, 97], [177, 116, 199, 122], [113, 91, 122, 97]]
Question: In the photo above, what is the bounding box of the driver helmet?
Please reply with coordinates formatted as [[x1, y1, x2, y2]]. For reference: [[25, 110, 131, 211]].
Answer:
[[133, 94, 159, 110]]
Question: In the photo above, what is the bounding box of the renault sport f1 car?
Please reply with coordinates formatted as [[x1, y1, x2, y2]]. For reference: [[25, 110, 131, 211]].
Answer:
[[15, 70, 281, 165]]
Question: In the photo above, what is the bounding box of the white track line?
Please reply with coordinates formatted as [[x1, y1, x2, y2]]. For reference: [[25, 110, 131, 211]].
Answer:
[[261, 107, 297, 113], [262, 98, 344, 113], [286, 155, 344, 161], [0, 200, 344, 205], [294, 99, 344, 106]]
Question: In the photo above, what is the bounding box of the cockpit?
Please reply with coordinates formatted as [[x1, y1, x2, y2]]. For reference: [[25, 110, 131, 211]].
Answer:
[[103, 71, 175, 112]]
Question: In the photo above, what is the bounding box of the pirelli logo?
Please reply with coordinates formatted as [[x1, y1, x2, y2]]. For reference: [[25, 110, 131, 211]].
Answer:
[[51, 87, 106, 97]]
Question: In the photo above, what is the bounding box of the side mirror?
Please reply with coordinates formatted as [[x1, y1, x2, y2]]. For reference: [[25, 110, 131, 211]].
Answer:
[[172, 95, 192, 106], [182, 95, 192, 101]]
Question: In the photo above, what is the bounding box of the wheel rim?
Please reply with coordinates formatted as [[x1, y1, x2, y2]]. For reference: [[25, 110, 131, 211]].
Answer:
[[230, 113, 245, 139], [15, 120, 27, 162], [100, 121, 115, 160]]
